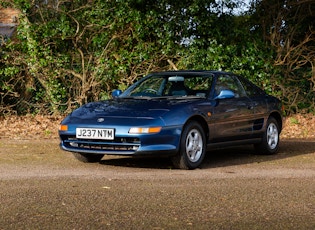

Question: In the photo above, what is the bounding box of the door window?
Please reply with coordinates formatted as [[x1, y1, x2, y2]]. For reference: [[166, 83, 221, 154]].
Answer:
[[215, 75, 246, 98]]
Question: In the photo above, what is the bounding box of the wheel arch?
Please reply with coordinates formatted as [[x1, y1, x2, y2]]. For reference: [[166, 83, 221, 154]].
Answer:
[[184, 115, 209, 140], [268, 112, 283, 133], [173, 115, 208, 169]]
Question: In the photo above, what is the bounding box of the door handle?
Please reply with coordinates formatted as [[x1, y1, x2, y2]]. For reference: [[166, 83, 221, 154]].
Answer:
[[248, 102, 258, 110]]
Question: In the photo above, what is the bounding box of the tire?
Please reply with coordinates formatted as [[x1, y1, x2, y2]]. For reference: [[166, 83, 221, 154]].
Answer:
[[72, 152, 104, 163], [172, 121, 206, 169], [255, 117, 280, 155]]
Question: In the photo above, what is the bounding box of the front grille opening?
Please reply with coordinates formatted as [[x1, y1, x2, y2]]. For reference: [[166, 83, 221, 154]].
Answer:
[[62, 135, 140, 152], [76, 143, 139, 151]]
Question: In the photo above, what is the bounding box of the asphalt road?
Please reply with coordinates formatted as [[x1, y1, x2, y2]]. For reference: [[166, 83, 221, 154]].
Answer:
[[0, 139, 314, 230]]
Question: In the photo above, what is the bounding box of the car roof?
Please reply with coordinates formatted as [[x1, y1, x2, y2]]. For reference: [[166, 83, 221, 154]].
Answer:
[[149, 70, 232, 76]]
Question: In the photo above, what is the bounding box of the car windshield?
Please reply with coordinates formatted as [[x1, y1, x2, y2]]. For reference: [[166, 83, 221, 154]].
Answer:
[[121, 74, 213, 98]]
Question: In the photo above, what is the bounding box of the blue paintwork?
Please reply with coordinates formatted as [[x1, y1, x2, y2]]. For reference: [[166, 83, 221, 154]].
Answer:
[[59, 70, 283, 158], [111, 89, 122, 98], [215, 90, 235, 99], [60, 97, 206, 155]]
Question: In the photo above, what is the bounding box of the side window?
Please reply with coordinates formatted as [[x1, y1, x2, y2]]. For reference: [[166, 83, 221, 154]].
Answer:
[[215, 75, 246, 98], [238, 77, 264, 97]]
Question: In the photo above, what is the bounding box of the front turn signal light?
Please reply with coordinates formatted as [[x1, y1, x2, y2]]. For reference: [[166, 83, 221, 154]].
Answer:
[[59, 125, 68, 131], [129, 127, 162, 134]]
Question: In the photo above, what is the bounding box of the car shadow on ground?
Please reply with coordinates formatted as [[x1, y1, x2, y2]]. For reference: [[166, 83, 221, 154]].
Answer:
[[100, 155, 174, 169], [99, 139, 315, 169]]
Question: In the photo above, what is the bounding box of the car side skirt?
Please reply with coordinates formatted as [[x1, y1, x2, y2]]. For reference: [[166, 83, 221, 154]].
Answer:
[[206, 138, 262, 150]]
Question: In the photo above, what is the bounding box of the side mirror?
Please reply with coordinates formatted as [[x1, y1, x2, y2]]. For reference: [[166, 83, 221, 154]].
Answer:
[[112, 89, 122, 98], [215, 90, 235, 99]]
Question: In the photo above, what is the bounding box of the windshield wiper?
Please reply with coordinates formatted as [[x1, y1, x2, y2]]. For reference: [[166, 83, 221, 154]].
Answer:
[[120, 96, 153, 100], [170, 95, 205, 99]]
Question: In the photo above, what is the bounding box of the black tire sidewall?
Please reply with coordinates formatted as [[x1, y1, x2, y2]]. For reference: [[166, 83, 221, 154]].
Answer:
[[256, 117, 280, 154], [179, 121, 206, 169]]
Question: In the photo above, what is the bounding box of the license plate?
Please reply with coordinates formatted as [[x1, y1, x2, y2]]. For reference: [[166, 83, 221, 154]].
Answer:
[[76, 128, 114, 140]]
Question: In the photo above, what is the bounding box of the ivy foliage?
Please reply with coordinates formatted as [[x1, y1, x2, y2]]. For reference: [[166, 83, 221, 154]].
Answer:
[[0, 0, 314, 114]]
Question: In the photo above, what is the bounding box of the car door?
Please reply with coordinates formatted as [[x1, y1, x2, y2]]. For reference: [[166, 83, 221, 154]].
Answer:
[[237, 76, 268, 137], [209, 74, 255, 142]]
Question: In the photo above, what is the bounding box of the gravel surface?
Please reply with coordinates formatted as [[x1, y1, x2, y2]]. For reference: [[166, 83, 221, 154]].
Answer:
[[0, 138, 314, 229]]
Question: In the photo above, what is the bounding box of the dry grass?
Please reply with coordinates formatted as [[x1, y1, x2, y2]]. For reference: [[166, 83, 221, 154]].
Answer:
[[281, 114, 315, 139], [0, 115, 63, 140]]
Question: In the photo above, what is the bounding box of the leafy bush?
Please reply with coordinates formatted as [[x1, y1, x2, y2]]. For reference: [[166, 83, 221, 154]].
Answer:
[[0, 0, 314, 114]]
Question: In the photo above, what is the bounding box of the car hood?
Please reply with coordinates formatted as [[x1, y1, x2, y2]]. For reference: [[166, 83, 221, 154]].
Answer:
[[75, 99, 169, 118], [66, 98, 200, 121]]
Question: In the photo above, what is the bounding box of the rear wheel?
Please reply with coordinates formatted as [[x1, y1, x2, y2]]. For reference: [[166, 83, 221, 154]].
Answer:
[[172, 121, 206, 169], [72, 152, 104, 163], [255, 117, 280, 155]]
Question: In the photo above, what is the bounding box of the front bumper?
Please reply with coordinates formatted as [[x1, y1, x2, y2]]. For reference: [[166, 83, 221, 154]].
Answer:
[[60, 141, 177, 156], [59, 125, 181, 156]]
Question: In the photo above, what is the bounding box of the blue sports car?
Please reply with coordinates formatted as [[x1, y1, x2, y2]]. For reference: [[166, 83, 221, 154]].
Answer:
[[59, 70, 283, 169]]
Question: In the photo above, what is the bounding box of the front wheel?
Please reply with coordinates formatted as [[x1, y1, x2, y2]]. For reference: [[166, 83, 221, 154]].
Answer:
[[172, 121, 206, 169], [72, 152, 104, 163], [255, 117, 280, 155]]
